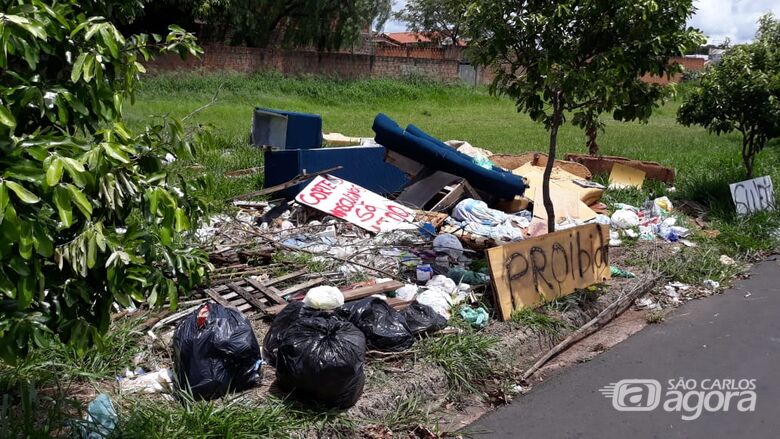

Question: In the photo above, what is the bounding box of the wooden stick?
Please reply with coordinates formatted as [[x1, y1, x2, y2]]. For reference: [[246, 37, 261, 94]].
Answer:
[[521, 275, 659, 381]]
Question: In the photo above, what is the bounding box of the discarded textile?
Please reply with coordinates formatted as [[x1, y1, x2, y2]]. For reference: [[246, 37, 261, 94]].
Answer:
[[447, 267, 489, 285], [275, 315, 366, 409], [337, 298, 414, 352], [451, 199, 528, 242], [401, 302, 448, 335], [433, 233, 464, 261], [460, 306, 490, 328], [173, 302, 262, 400]]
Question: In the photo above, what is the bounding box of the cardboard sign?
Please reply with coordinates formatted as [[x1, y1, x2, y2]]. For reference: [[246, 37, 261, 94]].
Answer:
[[486, 223, 611, 320], [295, 175, 415, 232], [730, 176, 775, 216], [609, 163, 646, 189]]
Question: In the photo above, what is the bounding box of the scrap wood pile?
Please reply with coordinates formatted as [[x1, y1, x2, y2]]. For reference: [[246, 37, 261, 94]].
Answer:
[[125, 111, 696, 411]]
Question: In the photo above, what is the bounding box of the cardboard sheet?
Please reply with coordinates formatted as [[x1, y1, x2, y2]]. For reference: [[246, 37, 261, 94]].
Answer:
[[608, 163, 646, 189], [730, 176, 775, 215]]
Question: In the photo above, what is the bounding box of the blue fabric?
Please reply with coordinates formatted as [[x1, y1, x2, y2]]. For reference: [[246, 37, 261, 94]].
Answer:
[[372, 114, 526, 199]]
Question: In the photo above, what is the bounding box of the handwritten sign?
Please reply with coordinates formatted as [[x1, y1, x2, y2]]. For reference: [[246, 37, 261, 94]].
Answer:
[[295, 175, 415, 232], [486, 223, 611, 320], [730, 176, 775, 216]]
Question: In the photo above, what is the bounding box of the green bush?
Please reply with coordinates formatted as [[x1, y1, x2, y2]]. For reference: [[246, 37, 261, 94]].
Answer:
[[0, 0, 208, 360]]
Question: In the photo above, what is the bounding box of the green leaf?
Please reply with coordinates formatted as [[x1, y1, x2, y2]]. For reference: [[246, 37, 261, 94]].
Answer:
[[0, 106, 16, 129], [53, 186, 73, 227], [6, 181, 40, 204], [0, 183, 8, 224], [87, 233, 97, 269], [103, 143, 130, 163], [19, 222, 33, 260], [174, 208, 190, 232], [17, 275, 35, 309], [66, 184, 92, 218], [71, 52, 87, 82], [32, 224, 53, 258], [82, 54, 95, 82], [100, 27, 119, 58], [45, 158, 63, 186]]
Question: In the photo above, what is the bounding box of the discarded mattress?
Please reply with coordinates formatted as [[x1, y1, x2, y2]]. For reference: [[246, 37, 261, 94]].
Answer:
[[372, 114, 527, 199]]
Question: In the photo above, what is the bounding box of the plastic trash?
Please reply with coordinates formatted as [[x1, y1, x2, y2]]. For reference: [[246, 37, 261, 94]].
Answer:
[[119, 368, 174, 394], [76, 394, 117, 439], [426, 275, 459, 295], [653, 196, 673, 213], [447, 268, 490, 285], [263, 301, 329, 366], [703, 279, 720, 290], [173, 302, 263, 400], [401, 302, 448, 335], [416, 287, 455, 319], [460, 306, 490, 328], [611, 210, 640, 229], [433, 233, 464, 261], [303, 285, 344, 310], [610, 266, 636, 278], [337, 298, 414, 352], [275, 315, 366, 409], [720, 255, 736, 266], [416, 264, 433, 282], [394, 284, 419, 302]]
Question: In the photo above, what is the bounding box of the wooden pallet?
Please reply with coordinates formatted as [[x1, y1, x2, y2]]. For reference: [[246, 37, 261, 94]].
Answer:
[[200, 269, 325, 318]]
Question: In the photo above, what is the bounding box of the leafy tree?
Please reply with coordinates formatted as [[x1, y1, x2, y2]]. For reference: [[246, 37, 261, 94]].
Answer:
[[0, 0, 209, 360], [678, 15, 780, 178], [153, 0, 392, 50], [466, 0, 703, 231], [394, 0, 471, 45]]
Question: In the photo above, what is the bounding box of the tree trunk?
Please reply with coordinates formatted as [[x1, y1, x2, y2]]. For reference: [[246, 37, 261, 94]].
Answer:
[[741, 133, 754, 179], [544, 93, 564, 233], [587, 124, 599, 156]]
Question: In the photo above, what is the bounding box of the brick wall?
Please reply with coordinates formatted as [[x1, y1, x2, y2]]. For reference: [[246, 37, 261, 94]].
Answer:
[[641, 56, 707, 84], [148, 46, 704, 86], [146, 44, 478, 83]]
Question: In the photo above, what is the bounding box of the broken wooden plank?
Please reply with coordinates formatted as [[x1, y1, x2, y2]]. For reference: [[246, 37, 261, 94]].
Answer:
[[246, 278, 287, 305], [232, 166, 342, 200], [264, 269, 308, 287], [205, 288, 233, 308], [282, 277, 326, 296], [342, 281, 404, 301], [227, 282, 267, 312], [385, 150, 426, 177]]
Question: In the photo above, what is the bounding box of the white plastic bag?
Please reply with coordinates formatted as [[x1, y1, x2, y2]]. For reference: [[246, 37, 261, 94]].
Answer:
[[611, 210, 640, 229], [303, 286, 344, 310]]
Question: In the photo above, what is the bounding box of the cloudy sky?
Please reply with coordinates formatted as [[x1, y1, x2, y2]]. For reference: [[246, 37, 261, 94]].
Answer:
[[383, 0, 780, 44]]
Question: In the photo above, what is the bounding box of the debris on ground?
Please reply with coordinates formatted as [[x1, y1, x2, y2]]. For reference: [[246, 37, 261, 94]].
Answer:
[[112, 110, 713, 414]]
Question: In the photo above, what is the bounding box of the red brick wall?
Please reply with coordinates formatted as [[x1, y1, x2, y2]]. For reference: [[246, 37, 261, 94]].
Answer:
[[641, 56, 707, 84], [146, 44, 474, 83]]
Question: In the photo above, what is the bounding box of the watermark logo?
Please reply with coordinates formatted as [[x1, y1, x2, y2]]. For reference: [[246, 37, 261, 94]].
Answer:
[[600, 378, 757, 420], [599, 379, 662, 411]]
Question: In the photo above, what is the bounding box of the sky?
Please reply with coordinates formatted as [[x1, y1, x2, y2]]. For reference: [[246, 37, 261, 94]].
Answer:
[[383, 0, 780, 44]]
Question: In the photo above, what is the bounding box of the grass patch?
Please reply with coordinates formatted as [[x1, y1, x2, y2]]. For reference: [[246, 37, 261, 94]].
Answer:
[[0, 317, 145, 389], [510, 308, 571, 336], [418, 331, 498, 394], [646, 310, 666, 324], [656, 245, 743, 285]]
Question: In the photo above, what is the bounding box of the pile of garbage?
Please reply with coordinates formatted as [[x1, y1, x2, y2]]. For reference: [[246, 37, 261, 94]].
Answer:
[[152, 110, 696, 410]]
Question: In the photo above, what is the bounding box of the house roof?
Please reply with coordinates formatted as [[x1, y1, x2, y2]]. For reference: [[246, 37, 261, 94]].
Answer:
[[383, 32, 467, 46], [385, 32, 432, 45]]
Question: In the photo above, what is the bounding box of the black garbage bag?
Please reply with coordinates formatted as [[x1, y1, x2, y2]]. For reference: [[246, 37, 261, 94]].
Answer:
[[275, 315, 366, 409], [173, 302, 262, 400], [263, 301, 332, 367], [337, 298, 414, 352], [400, 302, 448, 335]]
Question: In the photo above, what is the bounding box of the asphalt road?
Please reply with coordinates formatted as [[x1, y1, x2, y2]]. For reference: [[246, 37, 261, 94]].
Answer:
[[470, 257, 780, 439]]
